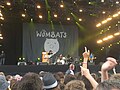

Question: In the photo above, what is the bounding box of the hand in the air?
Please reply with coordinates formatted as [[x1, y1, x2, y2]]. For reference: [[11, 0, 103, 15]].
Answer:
[[82, 47, 90, 59], [101, 57, 117, 71]]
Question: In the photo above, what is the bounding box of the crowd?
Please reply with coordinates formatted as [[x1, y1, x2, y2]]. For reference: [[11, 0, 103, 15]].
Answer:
[[0, 47, 120, 90]]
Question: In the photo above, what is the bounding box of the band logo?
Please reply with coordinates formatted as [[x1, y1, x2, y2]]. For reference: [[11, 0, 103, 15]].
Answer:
[[36, 29, 67, 38]]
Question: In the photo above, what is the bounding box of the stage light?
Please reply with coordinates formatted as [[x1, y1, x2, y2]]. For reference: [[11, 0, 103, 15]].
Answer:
[[102, 11, 106, 14], [97, 40, 103, 43], [0, 37, 3, 39], [0, 34, 2, 36], [114, 32, 120, 36], [101, 0, 104, 2], [103, 37, 108, 41], [79, 18, 82, 21], [110, 44, 112, 46], [116, 1, 119, 4], [79, 9, 83, 12], [101, 47, 104, 50], [0, 17, 4, 20], [30, 18, 33, 22], [107, 17, 112, 21], [67, 17, 70, 21], [96, 23, 101, 27], [108, 26, 111, 28], [39, 15, 43, 19], [54, 14, 57, 18], [22, 14, 25, 17], [74, 1, 76, 4], [118, 11, 120, 14], [0, 5, 4, 8], [60, 4, 64, 8], [6, 2, 11, 6], [37, 5, 41, 9], [102, 20, 107, 24], [113, 14, 119, 17], [89, 2, 92, 4], [107, 35, 113, 39], [0, 12, 3, 17], [19, 58, 22, 60], [117, 42, 120, 44]]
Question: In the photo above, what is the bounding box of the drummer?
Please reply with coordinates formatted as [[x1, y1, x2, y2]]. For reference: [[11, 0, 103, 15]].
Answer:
[[56, 54, 65, 65]]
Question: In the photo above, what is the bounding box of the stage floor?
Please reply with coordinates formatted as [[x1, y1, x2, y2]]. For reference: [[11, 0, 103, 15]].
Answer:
[[0, 65, 119, 75]]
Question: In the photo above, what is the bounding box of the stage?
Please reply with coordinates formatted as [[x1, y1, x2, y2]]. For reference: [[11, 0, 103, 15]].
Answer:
[[0, 65, 119, 75]]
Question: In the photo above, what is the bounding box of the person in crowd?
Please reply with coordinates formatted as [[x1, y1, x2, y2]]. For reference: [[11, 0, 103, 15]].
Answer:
[[11, 81, 19, 90], [54, 72, 65, 90], [64, 74, 76, 85], [42, 72, 61, 90], [64, 80, 86, 90], [0, 75, 9, 90], [80, 47, 98, 90], [65, 64, 75, 75], [96, 79, 120, 90], [17, 72, 43, 90]]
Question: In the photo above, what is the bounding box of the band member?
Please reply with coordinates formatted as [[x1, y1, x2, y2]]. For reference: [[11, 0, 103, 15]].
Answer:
[[56, 54, 65, 64], [0, 51, 5, 65]]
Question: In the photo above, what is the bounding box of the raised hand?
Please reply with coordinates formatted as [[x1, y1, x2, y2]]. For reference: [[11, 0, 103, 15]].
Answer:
[[82, 47, 90, 68], [101, 57, 117, 82], [82, 47, 90, 59], [80, 66, 90, 77], [101, 57, 117, 71]]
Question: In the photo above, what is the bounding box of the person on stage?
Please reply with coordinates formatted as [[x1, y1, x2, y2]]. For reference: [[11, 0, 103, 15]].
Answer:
[[0, 51, 5, 65], [56, 54, 65, 65]]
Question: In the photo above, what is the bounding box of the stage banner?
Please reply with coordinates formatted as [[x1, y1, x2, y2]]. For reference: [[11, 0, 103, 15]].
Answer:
[[23, 23, 79, 62]]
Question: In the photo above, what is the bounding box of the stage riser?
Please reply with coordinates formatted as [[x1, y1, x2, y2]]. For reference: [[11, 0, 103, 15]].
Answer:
[[0, 65, 119, 75]]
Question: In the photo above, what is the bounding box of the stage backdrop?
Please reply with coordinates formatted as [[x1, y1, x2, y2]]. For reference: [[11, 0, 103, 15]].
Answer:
[[23, 23, 79, 62]]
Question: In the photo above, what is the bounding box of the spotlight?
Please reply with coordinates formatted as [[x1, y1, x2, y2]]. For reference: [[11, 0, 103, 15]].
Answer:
[[96, 23, 101, 27], [37, 5, 41, 9], [22, 14, 25, 17], [118, 11, 120, 14], [103, 37, 108, 41], [102, 20, 107, 24], [102, 11, 106, 14], [116, 1, 119, 4], [101, 0, 104, 2], [6, 2, 11, 6], [114, 32, 120, 36], [113, 14, 119, 17], [79, 9, 83, 12], [67, 17, 70, 21], [0, 37, 3, 39], [107, 35, 113, 39], [79, 18, 82, 21], [97, 40, 103, 43], [0, 11, 3, 17], [107, 17, 112, 21], [39, 15, 42, 19], [30, 18, 33, 22], [0, 17, 4, 20], [60, 4, 64, 8], [54, 14, 57, 18]]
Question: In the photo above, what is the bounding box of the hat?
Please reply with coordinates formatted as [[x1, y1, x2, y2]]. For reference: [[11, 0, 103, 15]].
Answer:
[[43, 73, 58, 89], [0, 75, 9, 90]]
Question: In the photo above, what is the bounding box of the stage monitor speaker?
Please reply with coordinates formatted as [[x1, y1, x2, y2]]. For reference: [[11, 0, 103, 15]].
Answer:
[[17, 62, 27, 66]]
